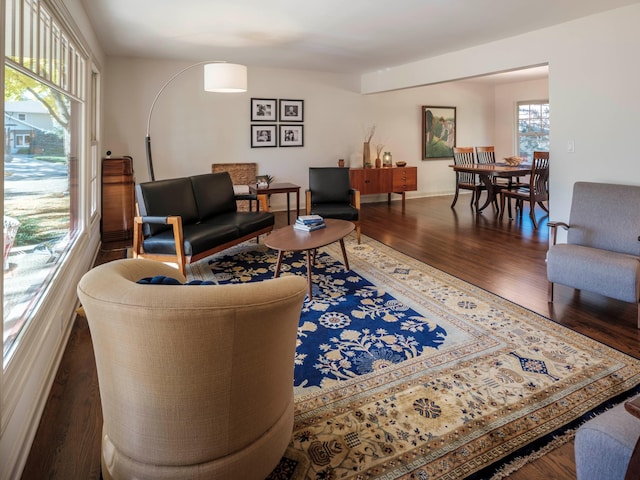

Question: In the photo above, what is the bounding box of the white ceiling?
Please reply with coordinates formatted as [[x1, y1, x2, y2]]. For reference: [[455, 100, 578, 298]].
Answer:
[[81, 0, 638, 79]]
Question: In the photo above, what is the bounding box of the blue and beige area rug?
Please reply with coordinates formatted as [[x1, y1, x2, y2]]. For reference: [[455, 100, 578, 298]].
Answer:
[[187, 235, 640, 479]]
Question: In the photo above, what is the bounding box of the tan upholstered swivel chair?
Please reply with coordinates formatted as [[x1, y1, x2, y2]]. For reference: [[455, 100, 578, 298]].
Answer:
[[77, 258, 307, 480]]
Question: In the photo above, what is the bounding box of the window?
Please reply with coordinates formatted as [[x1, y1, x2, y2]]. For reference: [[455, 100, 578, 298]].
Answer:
[[517, 101, 549, 160], [14, 133, 31, 146], [3, 66, 80, 359], [4, 0, 87, 363]]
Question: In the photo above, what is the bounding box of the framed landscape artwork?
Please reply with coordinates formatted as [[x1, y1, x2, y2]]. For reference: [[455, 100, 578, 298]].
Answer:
[[251, 124, 277, 148], [422, 106, 456, 160], [251, 98, 277, 121]]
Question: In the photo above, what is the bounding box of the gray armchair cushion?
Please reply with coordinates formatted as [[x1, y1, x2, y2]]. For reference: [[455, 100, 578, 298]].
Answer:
[[575, 397, 640, 480], [547, 244, 640, 303], [567, 182, 640, 256]]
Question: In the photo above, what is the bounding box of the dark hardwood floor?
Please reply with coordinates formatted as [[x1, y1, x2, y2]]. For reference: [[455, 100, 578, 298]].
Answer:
[[21, 194, 639, 479]]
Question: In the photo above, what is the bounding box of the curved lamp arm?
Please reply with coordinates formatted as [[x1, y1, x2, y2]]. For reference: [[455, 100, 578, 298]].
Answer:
[[145, 61, 246, 181]]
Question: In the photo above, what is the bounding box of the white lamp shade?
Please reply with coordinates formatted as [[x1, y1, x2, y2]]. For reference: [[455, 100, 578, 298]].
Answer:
[[204, 63, 247, 92]]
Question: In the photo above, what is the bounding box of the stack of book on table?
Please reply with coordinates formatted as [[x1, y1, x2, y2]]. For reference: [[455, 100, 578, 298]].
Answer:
[[294, 214, 326, 232]]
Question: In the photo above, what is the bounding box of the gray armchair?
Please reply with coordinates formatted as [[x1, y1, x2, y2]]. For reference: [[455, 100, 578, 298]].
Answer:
[[546, 182, 640, 327]]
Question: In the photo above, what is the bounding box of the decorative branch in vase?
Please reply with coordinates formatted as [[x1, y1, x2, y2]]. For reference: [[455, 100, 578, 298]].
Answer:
[[362, 125, 376, 168], [375, 143, 384, 168]]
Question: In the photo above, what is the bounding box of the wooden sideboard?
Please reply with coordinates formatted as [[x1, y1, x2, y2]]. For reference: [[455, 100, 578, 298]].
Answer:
[[101, 156, 135, 242], [349, 166, 417, 208]]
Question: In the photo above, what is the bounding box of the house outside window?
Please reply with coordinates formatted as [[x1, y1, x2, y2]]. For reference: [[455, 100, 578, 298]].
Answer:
[[3, 0, 87, 364], [517, 101, 549, 160], [3, 66, 80, 360]]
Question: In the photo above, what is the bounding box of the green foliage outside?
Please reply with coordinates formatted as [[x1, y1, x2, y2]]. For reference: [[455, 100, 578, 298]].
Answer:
[[8, 194, 69, 248], [4, 66, 70, 129], [5, 65, 71, 249]]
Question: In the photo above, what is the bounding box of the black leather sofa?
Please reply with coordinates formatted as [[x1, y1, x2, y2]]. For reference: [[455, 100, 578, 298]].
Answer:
[[133, 172, 274, 274]]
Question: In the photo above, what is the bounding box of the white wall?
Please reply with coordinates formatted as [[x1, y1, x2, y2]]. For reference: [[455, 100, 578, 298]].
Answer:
[[493, 78, 549, 160], [105, 59, 364, 210], [362, 81, 495, 197], [362, 4, 640, 227], [104, 60, 502, 207]]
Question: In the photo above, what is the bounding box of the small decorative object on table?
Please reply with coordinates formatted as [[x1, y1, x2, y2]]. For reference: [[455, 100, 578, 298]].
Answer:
[[294, 214, 326, 232], [256, 175, 273, 188], [503, 156, 524, 166], [395, 161, 407, 167], [382, 152, 393, 167], [375, 144, 384, 168], [362, 125, 376, 168]]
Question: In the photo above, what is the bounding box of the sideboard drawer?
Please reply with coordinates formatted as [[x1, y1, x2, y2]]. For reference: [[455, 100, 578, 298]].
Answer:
[[392, 167, 417, 191]]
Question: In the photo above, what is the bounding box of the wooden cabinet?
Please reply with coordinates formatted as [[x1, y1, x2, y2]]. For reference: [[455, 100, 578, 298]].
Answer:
[[349, 167, 391, 195], [101, 156, 135, 242], [349, 166, 417, 207]]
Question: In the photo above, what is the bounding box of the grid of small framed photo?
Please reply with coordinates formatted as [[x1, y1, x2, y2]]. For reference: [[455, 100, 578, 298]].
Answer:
[[250, 98, 304, 148]]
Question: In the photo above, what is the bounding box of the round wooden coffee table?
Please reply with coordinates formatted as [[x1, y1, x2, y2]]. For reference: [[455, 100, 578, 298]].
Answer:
[[264, 218, 355, 299]]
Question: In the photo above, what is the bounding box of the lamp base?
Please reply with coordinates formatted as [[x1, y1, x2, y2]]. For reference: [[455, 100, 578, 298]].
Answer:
[[145, 136, 155, 181]]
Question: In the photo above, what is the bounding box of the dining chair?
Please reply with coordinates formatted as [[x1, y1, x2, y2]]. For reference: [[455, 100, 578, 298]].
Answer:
[[451, 147, 488, 211], [498, 151, 549, 228], [476, 146, 504, 183], [475, 145, 496, 164], [476, 145, 522, 217]]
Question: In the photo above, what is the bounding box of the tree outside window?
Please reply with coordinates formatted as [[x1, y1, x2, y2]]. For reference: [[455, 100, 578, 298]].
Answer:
[[4, 66, 79, 359], [517, 101, 549, 161]]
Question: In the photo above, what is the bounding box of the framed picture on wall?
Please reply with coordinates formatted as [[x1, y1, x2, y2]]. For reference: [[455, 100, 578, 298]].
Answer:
[[251, 98, 277, 121], [422, 106, 456, 160], [251, 124, 277, 147], [279, 99, 304, 122], [279, 125, 304, 147]]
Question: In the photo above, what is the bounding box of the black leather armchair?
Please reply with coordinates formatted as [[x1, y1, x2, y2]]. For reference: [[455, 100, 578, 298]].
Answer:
[[306, 167, 361, 243]]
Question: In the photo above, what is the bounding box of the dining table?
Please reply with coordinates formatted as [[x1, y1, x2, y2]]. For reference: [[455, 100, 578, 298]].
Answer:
[[449, 162, 532, 213]]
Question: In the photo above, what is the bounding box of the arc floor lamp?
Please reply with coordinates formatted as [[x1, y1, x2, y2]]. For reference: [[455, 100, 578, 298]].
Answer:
[[145, 61, 247, 181]]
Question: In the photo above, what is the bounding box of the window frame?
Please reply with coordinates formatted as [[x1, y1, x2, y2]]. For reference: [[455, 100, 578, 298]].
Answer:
[[516, 100, 550, 160], [2, 0, 101, 455]]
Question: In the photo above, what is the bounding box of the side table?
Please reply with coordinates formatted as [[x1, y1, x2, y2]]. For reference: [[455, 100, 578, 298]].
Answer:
[[249, 182, 300, 224]]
